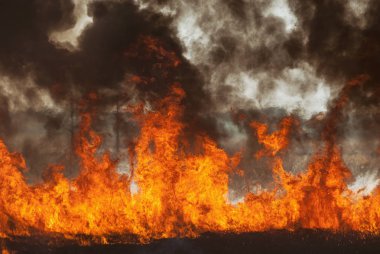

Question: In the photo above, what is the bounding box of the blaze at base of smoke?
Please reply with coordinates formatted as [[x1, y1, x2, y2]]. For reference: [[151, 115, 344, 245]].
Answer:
[[0, 78, 379, 245]]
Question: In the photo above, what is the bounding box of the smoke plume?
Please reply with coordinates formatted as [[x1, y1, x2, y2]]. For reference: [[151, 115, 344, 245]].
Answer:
[[0, 0, 378, 190]]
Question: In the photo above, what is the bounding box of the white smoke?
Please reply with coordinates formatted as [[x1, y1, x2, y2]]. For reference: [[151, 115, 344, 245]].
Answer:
[[0, 75, 62, 113], [221, 62, 332, 118], [134, 0, 335, 120], [50, 0, 93, 50], [346, 0, 371, 28], [264, 0, 297, 32], [349, 171, 380, 197]]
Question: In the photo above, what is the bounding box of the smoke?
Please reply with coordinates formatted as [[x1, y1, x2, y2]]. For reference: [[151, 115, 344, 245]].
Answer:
[[0, 0, 379, 188], [50, 0, 93, 50], [135, 0, 380, 181], [134, 0, 333, 117], [0, 0, 209, 177], [348, 170, 380, 197]]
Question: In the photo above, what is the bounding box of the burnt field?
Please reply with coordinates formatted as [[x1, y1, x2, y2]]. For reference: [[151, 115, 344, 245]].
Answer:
[[2, 230, 380, 254]]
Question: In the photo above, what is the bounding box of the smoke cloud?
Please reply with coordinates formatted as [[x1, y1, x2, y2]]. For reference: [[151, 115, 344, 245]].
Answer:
[[0, 0, 378, 190]]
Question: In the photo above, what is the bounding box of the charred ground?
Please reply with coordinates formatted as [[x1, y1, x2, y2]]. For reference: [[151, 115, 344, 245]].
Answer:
[[2, 230, 380, 254]]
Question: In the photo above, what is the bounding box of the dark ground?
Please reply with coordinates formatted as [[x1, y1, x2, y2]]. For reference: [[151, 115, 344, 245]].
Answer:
[[2, 230, 380, 254]]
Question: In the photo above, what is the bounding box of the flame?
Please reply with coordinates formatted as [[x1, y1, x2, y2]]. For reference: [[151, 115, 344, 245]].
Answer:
[[250, 116, 295, 158], [1, 81, 379, 244], [0, 37, 378, 244]]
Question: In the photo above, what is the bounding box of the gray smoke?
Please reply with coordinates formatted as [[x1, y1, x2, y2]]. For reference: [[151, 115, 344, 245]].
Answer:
[[0, 0, 378, 194]]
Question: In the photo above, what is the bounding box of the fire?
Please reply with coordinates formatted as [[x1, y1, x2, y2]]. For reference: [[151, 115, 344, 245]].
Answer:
[[0, 38, 378, 245], [250, 116, 295, 158]]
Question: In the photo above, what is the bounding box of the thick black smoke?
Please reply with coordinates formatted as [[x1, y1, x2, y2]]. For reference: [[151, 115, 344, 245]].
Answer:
[[0, 0, 378, 190], [0, 0, 212, 178], [0, 0, 204, 99]]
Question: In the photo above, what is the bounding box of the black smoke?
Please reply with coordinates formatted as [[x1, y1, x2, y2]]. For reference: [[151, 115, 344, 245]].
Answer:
[[0, 0, 379, 186], [0, 0, 212, 178]]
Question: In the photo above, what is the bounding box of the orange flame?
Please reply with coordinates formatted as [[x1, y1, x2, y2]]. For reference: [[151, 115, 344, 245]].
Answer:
[[0, 35, 377, 244], [250, 116, 295, 158], [1, 79, 379, 244]]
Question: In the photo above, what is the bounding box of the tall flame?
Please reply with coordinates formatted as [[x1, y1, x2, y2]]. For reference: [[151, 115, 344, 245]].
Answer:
[[0, 38, 378, 244]]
